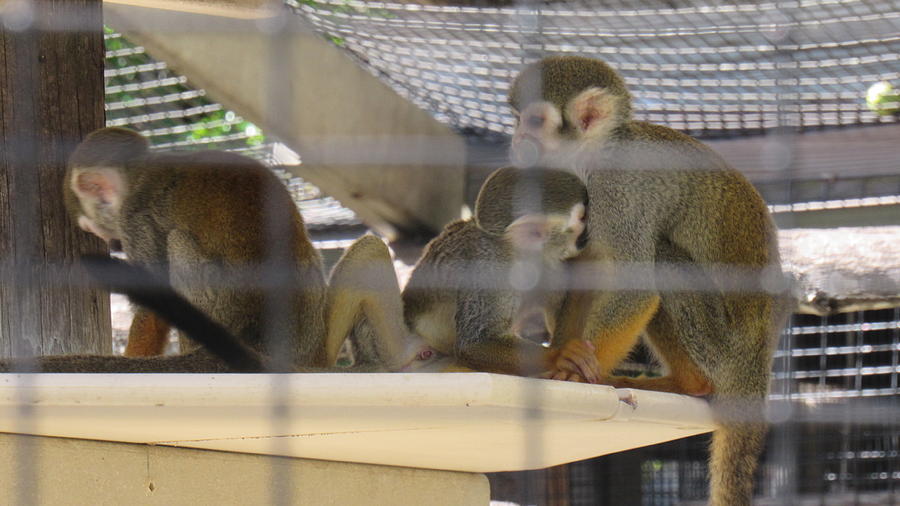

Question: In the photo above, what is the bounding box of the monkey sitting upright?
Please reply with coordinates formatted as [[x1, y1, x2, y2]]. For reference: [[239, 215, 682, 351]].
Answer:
[[507, 55, 791, 506], [397, 167, 600, 381]]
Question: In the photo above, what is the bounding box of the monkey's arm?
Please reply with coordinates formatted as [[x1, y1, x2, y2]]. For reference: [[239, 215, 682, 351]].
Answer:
[[455, 293, 600, 381], [123, 308, 171, 356], [550, 219, 661, 379], [118, 213, 175, 357], [552, 288, 660, 377]]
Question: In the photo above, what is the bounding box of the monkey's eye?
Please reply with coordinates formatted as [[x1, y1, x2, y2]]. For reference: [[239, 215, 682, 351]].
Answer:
[[526, 114, 545, 129]]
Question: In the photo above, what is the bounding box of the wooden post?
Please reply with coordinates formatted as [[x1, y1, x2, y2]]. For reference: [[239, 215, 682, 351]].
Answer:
[[0, 0, 110, 358]]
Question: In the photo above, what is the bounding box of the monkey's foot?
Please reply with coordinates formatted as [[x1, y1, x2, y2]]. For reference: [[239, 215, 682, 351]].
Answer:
[[543, 340, 602, 384]]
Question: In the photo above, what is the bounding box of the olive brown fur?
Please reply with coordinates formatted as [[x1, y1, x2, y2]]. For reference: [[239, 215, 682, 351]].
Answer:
[[509, 55, 791, 506]]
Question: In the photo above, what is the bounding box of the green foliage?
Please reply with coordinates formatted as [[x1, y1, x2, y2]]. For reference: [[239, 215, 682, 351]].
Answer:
[[291, 0, 394, 49], [104, 26, 267, 149]]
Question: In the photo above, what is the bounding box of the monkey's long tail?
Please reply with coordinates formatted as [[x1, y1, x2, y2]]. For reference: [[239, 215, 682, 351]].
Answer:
[[708, 368, 770, 506], [709, 409, 767, 506], [81, 255, 268, 373], [709, 291, 789, 505]]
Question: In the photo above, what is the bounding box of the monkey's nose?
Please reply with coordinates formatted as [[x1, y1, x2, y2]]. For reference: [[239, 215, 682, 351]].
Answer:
[[510, 137, 543, 169]]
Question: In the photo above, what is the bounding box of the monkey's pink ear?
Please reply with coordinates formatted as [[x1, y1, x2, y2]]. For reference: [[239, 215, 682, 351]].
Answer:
[[566, 203, 586, 236], [71, 168, 125, 208], [506, 215, 551, 250], [568, 87, 612, 136]]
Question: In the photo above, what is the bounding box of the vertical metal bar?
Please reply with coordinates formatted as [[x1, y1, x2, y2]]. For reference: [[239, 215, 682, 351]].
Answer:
[[892, 308, 898, 394], [854, 312, 864, 394], [513, 1, 547, 503], [769, 2, 800, 501], [260, 6, 296, 504], [820, 315, 828, 391], [5, 0, 41, 493]]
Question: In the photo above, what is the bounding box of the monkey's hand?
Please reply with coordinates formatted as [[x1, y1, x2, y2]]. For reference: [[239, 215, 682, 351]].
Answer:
[[540, 340, 601, 384]]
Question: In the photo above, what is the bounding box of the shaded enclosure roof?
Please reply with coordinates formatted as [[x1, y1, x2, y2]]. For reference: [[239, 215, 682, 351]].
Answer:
[[103, 28, 361, 230], [291, 0, 900, 139]]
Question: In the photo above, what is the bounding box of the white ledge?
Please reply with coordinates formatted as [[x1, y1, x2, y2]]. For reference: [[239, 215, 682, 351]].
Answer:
[[0, 373, 714, 472]]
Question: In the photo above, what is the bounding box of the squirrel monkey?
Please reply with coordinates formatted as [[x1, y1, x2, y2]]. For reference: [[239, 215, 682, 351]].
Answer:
[[400, 167, 600, 381], [508, 56, 790, 505], [38, 127, 436, 373], [63, 127, 328, 367]]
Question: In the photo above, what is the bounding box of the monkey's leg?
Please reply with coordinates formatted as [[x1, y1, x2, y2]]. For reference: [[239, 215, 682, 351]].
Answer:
[[323, 289, 362, 366], [456, 331, 553, 377], [82, 255, 270, 372], [123, 308, 171, 357], [604, 302, 713, 396], [550, 291, 660, 384], [656, 289, 773, 506], [326, 235, 411, 369]]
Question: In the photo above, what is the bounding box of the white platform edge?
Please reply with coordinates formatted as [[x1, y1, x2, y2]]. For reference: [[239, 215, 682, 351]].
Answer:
[[0, 373, 716, 472]]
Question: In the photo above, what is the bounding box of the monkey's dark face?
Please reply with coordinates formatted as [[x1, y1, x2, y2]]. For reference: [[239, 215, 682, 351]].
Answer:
[[504, 203, 585, 262], [65, 127, 146, 248], [508, 55, 632, 169], [510, 87, 621, 169], [77, 214, 119, 245], [510, 101, 566, 168], [542, 203, 586, 261], [69, 166, 126, 246]]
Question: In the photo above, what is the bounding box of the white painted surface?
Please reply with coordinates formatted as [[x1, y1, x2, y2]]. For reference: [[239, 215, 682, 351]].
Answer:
[[0, 373, 714, 472]]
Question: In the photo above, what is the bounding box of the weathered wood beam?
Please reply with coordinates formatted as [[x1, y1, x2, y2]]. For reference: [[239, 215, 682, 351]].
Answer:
[[0, 0, 110, 357]]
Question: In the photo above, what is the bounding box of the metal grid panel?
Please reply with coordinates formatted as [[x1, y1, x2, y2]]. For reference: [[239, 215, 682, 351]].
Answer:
[[773, 309, 900, 401], [291, 0, 900, 139], [103, 28, 362, 230]]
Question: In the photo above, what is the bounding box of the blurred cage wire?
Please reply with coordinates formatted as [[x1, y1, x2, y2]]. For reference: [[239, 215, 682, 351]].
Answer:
[[24, 0, 900, 504]]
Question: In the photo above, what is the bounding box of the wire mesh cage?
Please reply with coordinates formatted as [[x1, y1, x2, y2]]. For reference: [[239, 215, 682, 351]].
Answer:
[[1, 0, 899, 505]]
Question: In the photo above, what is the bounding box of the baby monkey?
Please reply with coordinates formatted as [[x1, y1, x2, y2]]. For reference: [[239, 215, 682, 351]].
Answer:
[[400, 167, 600, 381]]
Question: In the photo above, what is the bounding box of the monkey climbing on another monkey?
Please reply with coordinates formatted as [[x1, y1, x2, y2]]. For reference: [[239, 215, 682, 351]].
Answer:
[[507, 55, 791, 506]]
